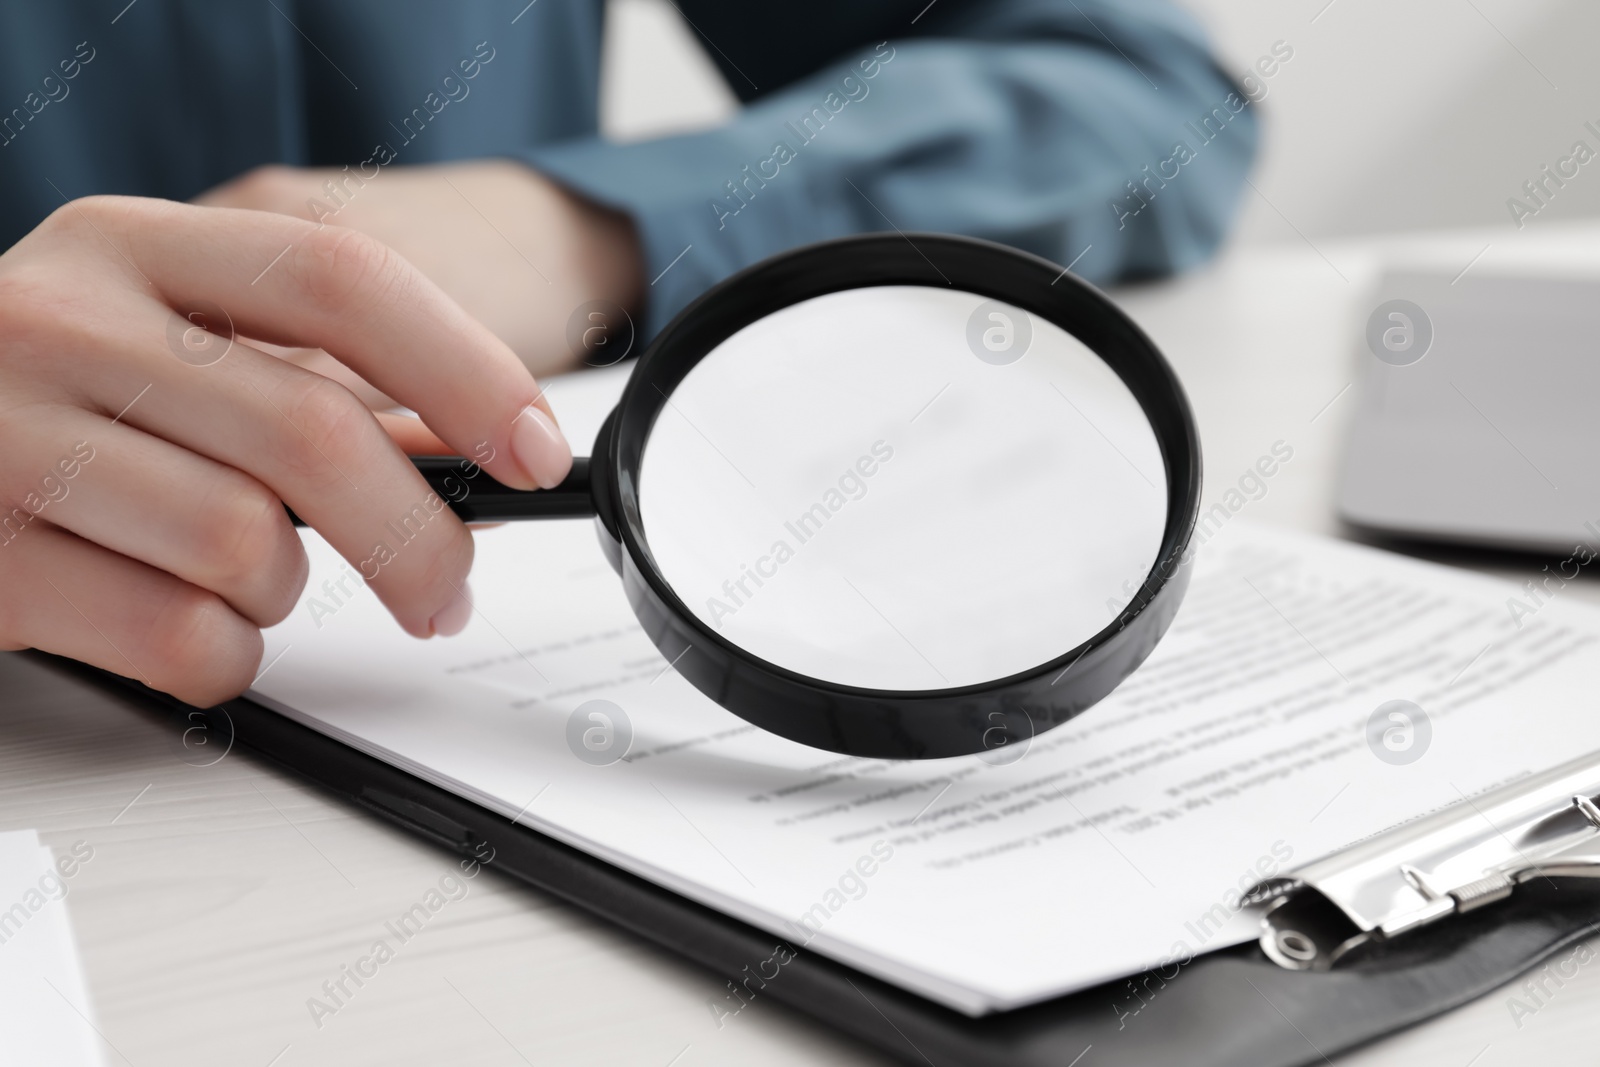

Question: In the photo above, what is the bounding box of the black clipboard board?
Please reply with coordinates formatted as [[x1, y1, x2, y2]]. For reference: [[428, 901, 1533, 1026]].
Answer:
[[51, 653, 1600, 1067]]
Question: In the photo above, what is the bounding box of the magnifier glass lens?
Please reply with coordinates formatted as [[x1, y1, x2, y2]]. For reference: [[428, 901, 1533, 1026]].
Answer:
[[639, 285, 1167, 692]]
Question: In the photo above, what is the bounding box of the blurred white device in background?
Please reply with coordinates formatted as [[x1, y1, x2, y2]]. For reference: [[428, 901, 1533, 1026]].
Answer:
[[1338, 266, 1600, 552]]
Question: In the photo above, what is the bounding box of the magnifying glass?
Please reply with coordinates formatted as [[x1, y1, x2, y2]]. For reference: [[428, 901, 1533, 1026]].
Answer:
[[322, 234, 1200, 760]]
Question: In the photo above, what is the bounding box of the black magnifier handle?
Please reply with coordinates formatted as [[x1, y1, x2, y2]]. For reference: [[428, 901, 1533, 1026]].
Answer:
[[286, 455, 597, 527]]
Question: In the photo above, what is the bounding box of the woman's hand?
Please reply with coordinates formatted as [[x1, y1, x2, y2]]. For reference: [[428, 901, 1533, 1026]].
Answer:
[[196, 161, 645, 383], [0, 195, 574, 706]]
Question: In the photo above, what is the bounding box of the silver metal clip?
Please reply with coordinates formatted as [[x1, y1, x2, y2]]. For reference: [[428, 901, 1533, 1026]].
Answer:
[[1249, 750, 1600, 970]]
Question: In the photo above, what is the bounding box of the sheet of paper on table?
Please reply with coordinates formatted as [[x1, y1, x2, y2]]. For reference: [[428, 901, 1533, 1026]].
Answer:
[[0, 829, 105, 1066], [252, 365, 1600, 1015]]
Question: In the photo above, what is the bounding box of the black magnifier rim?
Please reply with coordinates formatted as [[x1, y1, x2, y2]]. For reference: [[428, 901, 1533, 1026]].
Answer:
[[602, 232, 1201, 760]]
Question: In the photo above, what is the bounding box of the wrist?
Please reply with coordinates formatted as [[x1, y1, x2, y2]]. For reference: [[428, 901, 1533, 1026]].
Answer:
[[560, 184, 645, 320]]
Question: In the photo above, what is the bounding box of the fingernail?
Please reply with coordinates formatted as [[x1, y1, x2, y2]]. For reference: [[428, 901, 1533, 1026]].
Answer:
[[430, 581, 473, 638], [510, 405, 573, 490]]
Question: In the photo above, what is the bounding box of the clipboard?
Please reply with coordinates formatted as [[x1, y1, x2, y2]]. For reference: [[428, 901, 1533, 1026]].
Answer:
[[57, 654, 1600, 1067]]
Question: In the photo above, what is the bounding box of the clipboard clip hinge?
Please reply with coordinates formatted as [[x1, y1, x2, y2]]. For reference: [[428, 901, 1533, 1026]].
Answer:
[[1248, 751, 1600, 971]]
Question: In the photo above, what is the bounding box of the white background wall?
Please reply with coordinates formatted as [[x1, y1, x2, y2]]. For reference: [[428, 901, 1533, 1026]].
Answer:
[[598, 0, 1600, 246]]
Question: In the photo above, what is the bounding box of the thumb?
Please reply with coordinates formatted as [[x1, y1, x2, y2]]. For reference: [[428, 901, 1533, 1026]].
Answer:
[[376, 413, 505, 528]]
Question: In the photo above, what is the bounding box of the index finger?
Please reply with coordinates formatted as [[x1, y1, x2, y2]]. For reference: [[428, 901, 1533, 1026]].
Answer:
[[126, 199, 573, 491]]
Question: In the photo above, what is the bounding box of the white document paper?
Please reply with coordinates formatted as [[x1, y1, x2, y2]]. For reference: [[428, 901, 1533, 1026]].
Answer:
[[0, 830, 105, 1066], [254, 367, 1600, 1015]]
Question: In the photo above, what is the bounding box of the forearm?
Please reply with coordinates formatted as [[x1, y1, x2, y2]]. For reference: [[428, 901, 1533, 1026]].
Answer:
[[197, 161, 646, 379], [522, 0, 1256, 334]]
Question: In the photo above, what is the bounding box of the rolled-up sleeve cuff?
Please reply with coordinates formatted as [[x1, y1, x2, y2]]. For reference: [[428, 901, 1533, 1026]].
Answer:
[[519, 125, 855, 338]]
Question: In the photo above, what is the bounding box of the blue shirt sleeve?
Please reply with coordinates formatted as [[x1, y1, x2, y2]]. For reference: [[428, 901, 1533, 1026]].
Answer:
[[520, 0, 1258, 335]]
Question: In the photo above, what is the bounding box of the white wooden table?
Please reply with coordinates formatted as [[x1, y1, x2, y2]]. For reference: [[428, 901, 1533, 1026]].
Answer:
[[4, 227, 1598, 1066]]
